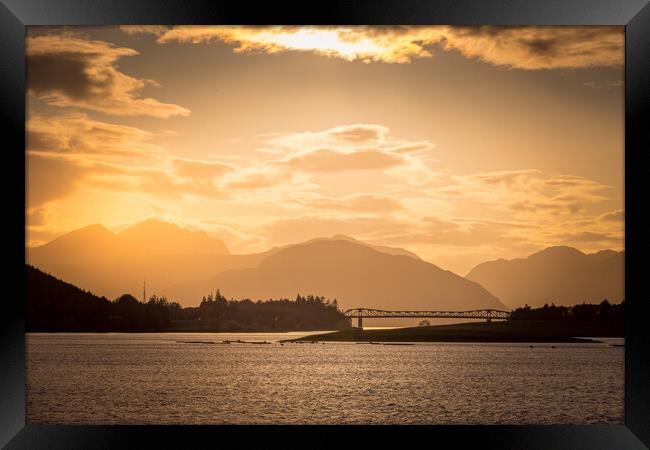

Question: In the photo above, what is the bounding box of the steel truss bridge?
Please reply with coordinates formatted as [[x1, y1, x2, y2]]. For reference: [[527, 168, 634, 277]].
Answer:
[[344, 308, 512, 328]]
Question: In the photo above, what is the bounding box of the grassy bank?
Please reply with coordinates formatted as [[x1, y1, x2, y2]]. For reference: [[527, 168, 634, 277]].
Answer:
[[286, 320, 624, 343]]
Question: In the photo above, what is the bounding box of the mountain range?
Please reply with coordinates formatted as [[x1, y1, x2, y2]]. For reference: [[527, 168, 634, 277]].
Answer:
[[27, 219, 236, 299], [465, 246, 624, 308], [27, 220, 624, 314], [28, 219, 229, 265], [163, 239, 504, 311], [27, 220, 504, 318]]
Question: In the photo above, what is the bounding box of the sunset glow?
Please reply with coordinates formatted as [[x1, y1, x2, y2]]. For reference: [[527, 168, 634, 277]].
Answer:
[[26, 26, 624, 275]]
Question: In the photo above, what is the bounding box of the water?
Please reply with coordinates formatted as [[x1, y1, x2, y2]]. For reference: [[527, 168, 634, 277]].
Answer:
[[26, 333, 624, 424]]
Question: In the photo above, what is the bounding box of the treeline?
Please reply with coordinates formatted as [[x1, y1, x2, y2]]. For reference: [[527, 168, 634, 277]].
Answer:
[[169, 291, 348, 331], [26, 265, 350, 332], [510, 300, 624, 322]]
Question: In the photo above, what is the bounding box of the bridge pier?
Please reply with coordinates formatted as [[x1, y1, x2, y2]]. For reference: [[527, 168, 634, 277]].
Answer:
[[357, 316, 363, 329]]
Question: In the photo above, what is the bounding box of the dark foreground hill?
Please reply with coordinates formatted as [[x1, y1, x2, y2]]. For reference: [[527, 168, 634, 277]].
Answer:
[[26, 265, 350, 332]]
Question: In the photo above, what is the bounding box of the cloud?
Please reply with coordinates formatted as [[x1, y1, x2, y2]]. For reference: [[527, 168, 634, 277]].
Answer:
[[437, 26, 623, 70], [377, 216, 533, 248], [27, 33, 189, 117], [500, 207, 625, 254], [123, 25, 623, 69], [25, 112, 240, 202], [27, 139, 231, 205], [194, 220, 268, 252], [223, 171, 282, 190], [597, 209, 624, 222], [27, 153, 88, 207], [120, 26, 170, 37], [328, 124, 388, 142], [25, 112, 623, 269], [27, 113, 166, 159], [285, 148, 404, 173], [299, 193, 403, 213], [85, 159, 235, 201], [387, 141, 436, 155], [260, 215, 408, 245], [582, 79, 623, 90], [560, 231, 620, 243], [219, 124, 433, 192], [26, 207, 50, 227], [172, 158, 234, 180], [458, 169, 609, 217], [264, 123, 393, 150]]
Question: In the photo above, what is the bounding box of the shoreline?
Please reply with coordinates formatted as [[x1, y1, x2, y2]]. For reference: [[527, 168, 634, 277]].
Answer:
[[283, 321, 623, 343], [25, 328, 342, 334]]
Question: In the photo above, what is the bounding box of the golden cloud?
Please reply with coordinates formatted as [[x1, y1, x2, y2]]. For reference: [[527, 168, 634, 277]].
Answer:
[[172, 158, 234, 180], [299, 193, 403, 213], [263, 123, 392, 151], [285, 148, 404, 173], [534, 209, 624, 250], [27, 113, 166, 159], [219, 124, 433, 193], [596, 209, 624, 222], [25, 113, 623, 268], [27, 33, 190, 117], [438, 26, 623, 70], [122, 25, 623, 69], [460, 169, 609, 217], [86, 161, 228, 201], [27, 153, 89, 207], [259, 215, 408, 245]]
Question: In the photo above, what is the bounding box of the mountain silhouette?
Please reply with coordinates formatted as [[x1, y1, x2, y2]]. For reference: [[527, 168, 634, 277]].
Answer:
[[301, 235, 422, 260], [465, 246, 624, 308], [164, 239, 507, 314], [27, 219, 231, 299], [263, 235, 422, 261], [26, 221, 426, 302], [28, 219, 228, 265], [26, 264, 352, 332]]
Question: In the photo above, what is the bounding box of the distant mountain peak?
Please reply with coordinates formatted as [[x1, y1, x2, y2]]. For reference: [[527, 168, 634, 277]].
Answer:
[[267, 237, 384, 260], [298, 235, 422, 260], [590, 249, 617, 256], [39, 223, 115, 249], [28, 219, 229, 266], [118, 219, 217, 243], [330, 234, 355, 241], [466, 245, 623, 308], [80, 223, 112, 232], [164, 234, 505, 311], [529, 246, 586, 259], [66, 223, 113, 237]]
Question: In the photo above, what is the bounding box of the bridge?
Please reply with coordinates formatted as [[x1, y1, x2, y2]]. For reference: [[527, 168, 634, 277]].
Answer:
[[344, 308, 511, 328]]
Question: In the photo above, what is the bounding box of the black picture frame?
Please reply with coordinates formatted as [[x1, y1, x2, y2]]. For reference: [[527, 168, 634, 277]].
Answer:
[[2, 1, 649, 448]]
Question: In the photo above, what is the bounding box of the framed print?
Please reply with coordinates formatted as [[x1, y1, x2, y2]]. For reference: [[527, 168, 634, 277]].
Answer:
[[2, 0, 649, 448]]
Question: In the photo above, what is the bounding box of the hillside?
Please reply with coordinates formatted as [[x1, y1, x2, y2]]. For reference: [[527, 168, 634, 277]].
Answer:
[[27, 219, 229, 266], [25, 265, 350, 332], [164, 239, 507, 313], [26, 264, 112, 331], [466, 246, 624, 308], [27, 221, 428, 304]]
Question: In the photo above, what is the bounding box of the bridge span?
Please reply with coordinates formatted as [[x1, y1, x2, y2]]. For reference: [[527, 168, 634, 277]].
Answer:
[[344, 308, 511, 328]]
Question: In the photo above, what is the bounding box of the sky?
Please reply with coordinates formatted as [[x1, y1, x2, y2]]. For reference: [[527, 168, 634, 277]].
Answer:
[[25, 26, 625, 275]]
